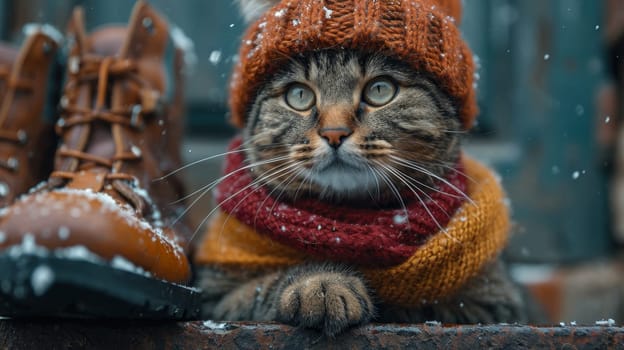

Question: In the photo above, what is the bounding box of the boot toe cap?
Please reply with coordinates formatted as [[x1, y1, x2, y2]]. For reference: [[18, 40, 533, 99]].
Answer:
[[0, 189, 191, 283]]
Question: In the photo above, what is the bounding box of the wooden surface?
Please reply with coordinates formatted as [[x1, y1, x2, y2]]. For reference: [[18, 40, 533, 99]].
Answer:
[[1, 320, 623, 350]]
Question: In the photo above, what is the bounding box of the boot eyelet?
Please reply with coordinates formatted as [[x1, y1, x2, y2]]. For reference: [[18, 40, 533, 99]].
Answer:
[[42, 41, 52, 55], [130, 145, 142, 157], [0, 181, 8, 197], [7, 157, 19, 171], [69, 56, 80, 74], [60, 96, 69, 108], [17, 130, 27, 144], [131, 104, 144, 130], [142, 17, 155, 34]]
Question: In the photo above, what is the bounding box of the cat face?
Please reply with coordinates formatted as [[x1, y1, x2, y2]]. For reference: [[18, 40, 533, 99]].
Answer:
[[243, 49, 462, 203]]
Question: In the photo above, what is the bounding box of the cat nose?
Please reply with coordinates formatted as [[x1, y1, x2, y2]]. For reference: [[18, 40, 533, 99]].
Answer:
[[319, 127, 353, 148]]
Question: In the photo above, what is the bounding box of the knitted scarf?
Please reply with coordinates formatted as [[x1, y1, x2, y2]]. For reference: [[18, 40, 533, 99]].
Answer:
[[196, 139, 510, 306], [215, 137, 467, 267]]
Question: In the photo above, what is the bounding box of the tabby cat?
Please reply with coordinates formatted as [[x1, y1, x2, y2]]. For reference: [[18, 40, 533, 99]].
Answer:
[[196, 44, 526, 335]]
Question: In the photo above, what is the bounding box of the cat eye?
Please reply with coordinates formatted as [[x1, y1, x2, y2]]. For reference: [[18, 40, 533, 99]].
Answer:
[[285, 83, 316, 111], [363, 77, 397, 106]]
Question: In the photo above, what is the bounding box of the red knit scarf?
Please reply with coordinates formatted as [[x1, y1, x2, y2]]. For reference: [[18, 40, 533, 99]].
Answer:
[[216, 138, 467, 267]]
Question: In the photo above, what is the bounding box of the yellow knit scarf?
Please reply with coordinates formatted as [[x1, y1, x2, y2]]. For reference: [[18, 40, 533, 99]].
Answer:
[[195, 156, 509, 307]]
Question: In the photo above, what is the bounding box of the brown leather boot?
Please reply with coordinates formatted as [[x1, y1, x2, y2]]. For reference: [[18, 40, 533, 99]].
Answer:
[[0, 25, 60, 207], [0, 1, 201, 319]]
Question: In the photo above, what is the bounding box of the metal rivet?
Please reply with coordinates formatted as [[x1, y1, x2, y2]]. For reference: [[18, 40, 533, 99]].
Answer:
[[7, 157, 18, 170], [131, 145, 142, 157], [69, 56, 80, 74], [0, 182, 8, 197], [131, 105, 142, 127], [42, 41, 52, 54], [17, 130, 27, 144], [60, 96, 69, 108], [142, 17, 154, 33]]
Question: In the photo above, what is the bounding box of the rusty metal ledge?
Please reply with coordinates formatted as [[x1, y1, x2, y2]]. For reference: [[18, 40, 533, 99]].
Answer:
[[1, 321, 623, 349]]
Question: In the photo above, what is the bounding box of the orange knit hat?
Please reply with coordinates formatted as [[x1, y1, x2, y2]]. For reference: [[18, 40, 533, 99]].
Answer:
[[229, 0, 478, 129]]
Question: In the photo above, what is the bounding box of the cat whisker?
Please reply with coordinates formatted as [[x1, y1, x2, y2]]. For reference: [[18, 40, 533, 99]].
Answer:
[[438, 162, 479, 185], [374, 161, 460, 243], [217, 160, 304, 240], [368, 163, 411, 232], [170, 154, 292, 205], [364, 163, 382, 201], [187, 159, 301, 247], [386, 158, 467, 201], [389, 155, 474, 205], [154, 139, 293, 182], [174, 155, 293, 239], [394, 150, 480, 186], [253, 166, 307, 230], [375, 160, 444, 230], [155, 147, 255, 182], [248, 162, 304, 226], [292, 167, 313, 202], [379, 161, 457, 221]]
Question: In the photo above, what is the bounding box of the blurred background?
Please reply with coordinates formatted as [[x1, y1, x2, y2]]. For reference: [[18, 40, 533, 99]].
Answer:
[[1, 0, 623, 325]]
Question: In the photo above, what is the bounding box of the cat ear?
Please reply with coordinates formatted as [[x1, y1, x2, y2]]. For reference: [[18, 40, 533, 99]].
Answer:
[[235, 0, 280, 23]]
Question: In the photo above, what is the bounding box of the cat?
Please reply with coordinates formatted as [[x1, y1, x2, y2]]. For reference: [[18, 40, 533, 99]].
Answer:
[[195, 47, 527, 336]]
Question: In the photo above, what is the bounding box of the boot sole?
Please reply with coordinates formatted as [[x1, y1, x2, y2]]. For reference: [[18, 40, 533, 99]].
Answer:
[[0, 254, 202, 320]]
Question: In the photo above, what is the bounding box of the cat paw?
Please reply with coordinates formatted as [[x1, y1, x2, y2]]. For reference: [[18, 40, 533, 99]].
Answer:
[[276, 272, 374, 337]]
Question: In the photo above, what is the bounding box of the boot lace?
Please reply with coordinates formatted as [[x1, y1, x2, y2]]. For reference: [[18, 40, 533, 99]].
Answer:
[[50, 55, 162, 211]]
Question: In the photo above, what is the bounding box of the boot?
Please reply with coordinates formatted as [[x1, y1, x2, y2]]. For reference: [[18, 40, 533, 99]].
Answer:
[[0, 25, 60, 207], [0, 1, 201, 320]]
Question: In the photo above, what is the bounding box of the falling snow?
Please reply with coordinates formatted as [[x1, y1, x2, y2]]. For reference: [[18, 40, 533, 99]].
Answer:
[[209, 50, 222, 65], [323, 6, 333, 19], [393, 214, 408, 224], [543, 54, 550, 60], [572, 171, 580, 180]]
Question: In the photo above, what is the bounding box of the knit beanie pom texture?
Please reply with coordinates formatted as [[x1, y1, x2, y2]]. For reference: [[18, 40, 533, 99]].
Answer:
[[229, 0, 478, 129]]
